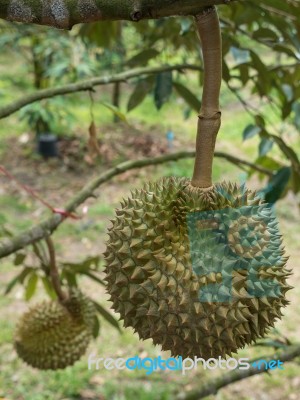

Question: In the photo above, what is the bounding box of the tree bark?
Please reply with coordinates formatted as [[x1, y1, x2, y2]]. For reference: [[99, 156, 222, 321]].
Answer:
[[0, 64, 203, 120], [0, 0, 237, 29]]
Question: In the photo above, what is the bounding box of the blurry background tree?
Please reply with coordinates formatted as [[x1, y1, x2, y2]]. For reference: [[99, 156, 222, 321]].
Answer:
[[0, 1, 299, 193]]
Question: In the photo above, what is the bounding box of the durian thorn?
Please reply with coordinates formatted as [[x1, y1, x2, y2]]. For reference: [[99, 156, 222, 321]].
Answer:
[[191, 7, 222, 188], [45, 236, 68, 303]]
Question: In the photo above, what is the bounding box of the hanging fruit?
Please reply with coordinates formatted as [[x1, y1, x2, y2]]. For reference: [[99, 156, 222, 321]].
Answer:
[[104, 7, 292, 359]]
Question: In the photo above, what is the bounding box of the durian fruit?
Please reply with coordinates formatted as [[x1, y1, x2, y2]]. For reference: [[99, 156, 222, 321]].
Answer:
[[14, 289, 96, 370], [104, 6, 292, 360], [104, 177, 292, 359]]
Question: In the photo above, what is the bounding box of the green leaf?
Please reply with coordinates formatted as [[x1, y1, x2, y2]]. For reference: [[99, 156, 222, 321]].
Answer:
[[281, 100, 292, 120], [222, 59, 231, 83], [243, 124, 261, 141], [281, 84, 294, 102], [82, 256, 101, 270], [93, 301, 122, 333], [262, 167, 292, 204], [183, 107, 192, 120], [267, 134, 300, 193], [250, 51, 271, 95], [79, 21, 119, 48], [41, 276, 57, 300], [173, 81, 201, 112], [4, 267, 32, 295], [249, 155, 282, 180], [238, 64, 249, 85], [101, 102, 127, 123], [127, 49, 159, 67], [273, 44, 296, 58], [14, 252, 26, 266], [127, 76, 155, 112], [32, 242, 47, 266], [154, 71, 173, 110], [293, 102, 300, 130], [62, 271, 78, 287], [25, 273, 38, 301], [62, 256, 101, 274], [270, 134, 300, 166], [255, 156, 282, 172], [92, 316, 101, 338], [259, 138, 273, 157], [252, 27, 278, 43], [255, 114, 266, 128], [81, 271, 105, 286]]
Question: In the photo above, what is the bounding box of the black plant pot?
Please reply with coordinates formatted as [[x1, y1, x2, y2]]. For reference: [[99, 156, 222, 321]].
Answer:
[[37, 133, 59, 158]]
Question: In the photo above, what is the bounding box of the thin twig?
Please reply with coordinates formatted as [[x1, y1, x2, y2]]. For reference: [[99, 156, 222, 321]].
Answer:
[[45, 236, 67, 302], [0, 64, 202, 120], [177, 344, 300, 400]]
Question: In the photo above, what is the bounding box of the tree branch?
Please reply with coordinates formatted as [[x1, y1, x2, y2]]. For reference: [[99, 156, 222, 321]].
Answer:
[[177, 344, 300, 400], [0, 0, 238, 29], [45, 236, 67, 302], [0, 150, 273, 259], [0, 64, 202, 120], [192, 7, 222, 188]]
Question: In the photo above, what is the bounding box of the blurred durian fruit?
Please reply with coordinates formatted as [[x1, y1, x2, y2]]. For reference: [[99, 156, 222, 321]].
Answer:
[[14, 289, 96, 370]]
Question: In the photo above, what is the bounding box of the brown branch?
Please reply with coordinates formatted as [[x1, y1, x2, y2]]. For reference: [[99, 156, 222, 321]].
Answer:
[[0, 150, 273, 260], [192, 7, 222, 188], [45, 236, 67, 302], [0, 0, 238, 29], [0, 64, 202, 120], [177, 344, 300, 400]]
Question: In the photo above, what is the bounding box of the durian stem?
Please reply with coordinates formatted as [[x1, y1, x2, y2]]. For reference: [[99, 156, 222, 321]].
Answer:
[[45, 236, 68, 302], [191, 6, 222, 188]]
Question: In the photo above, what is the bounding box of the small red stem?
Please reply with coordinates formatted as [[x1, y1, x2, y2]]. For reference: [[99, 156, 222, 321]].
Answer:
[[0, 165, 80, 220]]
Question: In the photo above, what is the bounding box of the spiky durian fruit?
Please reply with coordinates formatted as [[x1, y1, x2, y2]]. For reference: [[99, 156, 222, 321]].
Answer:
[[14, 290, 96, 370], [104, 177, 291, 359]]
